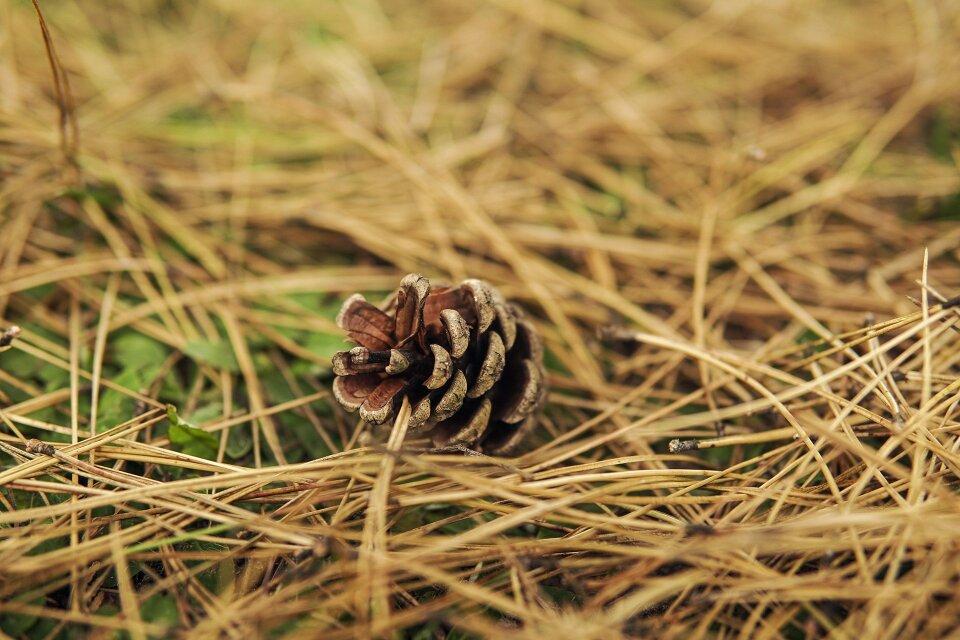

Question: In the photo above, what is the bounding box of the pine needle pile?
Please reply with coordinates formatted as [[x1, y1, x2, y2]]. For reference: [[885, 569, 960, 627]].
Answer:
[[1, 1, 960, 637]]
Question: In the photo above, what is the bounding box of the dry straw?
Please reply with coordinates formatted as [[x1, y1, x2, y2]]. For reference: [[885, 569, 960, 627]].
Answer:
[[1, 0, 960, 638]]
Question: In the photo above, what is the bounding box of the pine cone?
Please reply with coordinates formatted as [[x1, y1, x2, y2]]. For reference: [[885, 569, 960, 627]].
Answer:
[[331, 274, 546, 454]]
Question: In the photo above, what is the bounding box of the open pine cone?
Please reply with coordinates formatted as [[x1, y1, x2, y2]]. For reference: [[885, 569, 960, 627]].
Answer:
[[331, 274, 546, 454]]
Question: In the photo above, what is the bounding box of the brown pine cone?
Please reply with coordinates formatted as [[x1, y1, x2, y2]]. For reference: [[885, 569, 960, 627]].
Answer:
[[331, 274, 546, 454]]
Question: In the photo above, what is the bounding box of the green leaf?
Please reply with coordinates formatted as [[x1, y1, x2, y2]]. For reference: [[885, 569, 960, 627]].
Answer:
[[930, 192, 960, 221], [167, 405, 218, 458], [196, 559, 222, 593], [543, 347, 570, 375], [226, 426, 253, 460], [0, 596, 41, 635], [267, 614, 307, 638], [25, 617, 57, 639], [94, 332, 169, 432], [28, 532, 68, 556], [113, 332, 169, 369], [186, 403, 223, 425], [141, 594, 180, 625], [97, 364, 163, 432], [283, 415, 332, 460], [391, 508, 425, 534], [61, 182, 123, 210], [542, 584, 581, 605], [183, 339, 239, 372], [794, 328, 828, 354], [928, 108, 959, 163], [102, 560, 141, 588], [410, 621, 444, 640], [38, 362, 70, 392], [304, 331, 349, 361]]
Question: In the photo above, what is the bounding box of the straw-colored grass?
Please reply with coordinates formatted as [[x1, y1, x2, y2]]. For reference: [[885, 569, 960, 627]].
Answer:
[[2, 0, 960, 637]]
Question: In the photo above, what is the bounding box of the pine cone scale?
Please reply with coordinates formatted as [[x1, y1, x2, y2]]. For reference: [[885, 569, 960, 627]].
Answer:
[[394, 274, 430, 347], [466, 331, 506, 399], [439, 309, 470, 358], [493, 302, 517, 350], [495, 360, 544, 424], [332, 372, 381, 411], [332, 274, 547, 454], [423, 288, 476, 329], [336, 294, 395, 351], [424, 344, 453, 389], [432, 369, 467, 422], [358, 376, 408, 424], [434, 398, 491, 447]]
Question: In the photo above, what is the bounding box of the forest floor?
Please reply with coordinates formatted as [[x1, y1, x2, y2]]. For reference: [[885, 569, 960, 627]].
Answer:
[[2, 1, 960, 638]]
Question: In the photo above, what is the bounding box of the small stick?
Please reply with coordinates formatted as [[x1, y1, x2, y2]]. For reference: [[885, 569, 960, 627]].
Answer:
[[669, 427, 798, 454], [25, 438, 137, 487], [0, 325, 21, 348], [25, 438, 57, 456]]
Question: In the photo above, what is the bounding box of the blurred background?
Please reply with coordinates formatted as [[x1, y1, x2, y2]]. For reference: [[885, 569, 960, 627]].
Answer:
[[3, 0, 959, 413], [2, 0, 960, 637], [2, 1, 959, 315]]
